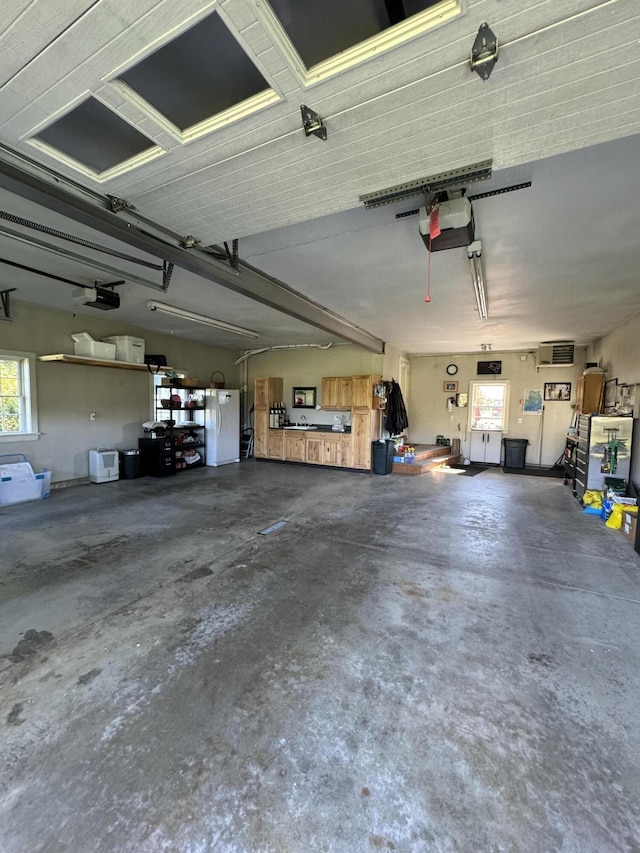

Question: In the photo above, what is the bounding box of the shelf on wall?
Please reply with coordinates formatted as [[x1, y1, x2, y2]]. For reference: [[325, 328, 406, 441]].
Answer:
[[39, 354, 173, 372]]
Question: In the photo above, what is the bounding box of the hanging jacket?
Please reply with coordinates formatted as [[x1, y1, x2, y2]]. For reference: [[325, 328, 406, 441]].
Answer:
[[384, 380, 409, 436]]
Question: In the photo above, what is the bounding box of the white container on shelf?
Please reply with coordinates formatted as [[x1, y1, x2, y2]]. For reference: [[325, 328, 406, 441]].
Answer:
[[71, 333, 116, 360], [101, 335, 145, 364]]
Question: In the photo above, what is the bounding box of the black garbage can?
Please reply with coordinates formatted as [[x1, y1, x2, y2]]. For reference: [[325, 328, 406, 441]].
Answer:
[[503, 438, 528, 469], [119, 448, 141, 479], [372, 439, 395, 474]]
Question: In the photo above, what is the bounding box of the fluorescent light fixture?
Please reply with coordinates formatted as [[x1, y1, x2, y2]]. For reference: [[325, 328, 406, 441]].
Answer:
[[147, 300, 259, 339], [467, 240, 488, 320]]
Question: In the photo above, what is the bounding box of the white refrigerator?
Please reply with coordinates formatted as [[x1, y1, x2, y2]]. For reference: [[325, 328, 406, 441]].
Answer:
[[205, 389, 240, 466]]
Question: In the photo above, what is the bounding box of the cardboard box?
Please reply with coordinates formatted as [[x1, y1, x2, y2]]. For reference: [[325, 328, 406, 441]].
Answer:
[[621, 509, 638, 541]]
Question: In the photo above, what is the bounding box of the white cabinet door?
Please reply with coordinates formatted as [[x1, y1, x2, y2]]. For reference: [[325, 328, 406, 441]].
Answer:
[[470, 430, 502, 463]]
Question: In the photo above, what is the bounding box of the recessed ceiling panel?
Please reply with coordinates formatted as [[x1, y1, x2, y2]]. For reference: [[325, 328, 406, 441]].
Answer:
[[34, 97, 155, 173], [118, 12, 269, 131], [268, 0, 442, 67]]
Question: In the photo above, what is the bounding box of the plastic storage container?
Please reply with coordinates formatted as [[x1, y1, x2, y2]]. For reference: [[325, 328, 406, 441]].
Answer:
[[372, 439, 395, 474], [119, 449, 141, 479], [101, 335, 145, 364], [0, 454, 52, 505], [71, 332, 116, 360], [503, 438, 528, 469]]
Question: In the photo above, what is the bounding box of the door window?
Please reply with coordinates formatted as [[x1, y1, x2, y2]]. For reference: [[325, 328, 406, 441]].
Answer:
[[469, 382, 509, 431]]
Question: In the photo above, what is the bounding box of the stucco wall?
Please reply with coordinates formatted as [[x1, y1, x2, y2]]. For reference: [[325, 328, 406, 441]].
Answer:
[[408, 349, 587, 467]]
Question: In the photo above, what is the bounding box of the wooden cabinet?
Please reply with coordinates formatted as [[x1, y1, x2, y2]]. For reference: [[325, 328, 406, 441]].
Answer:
[[267, 429, 284, 459], [254, 377, 283, 458], [284, 431, 305, 462], [576, 373, 604, 414], [352, 410, 380, 469], [254, 408, 268, 458], [322, 376, 353, 410], [353, 374, 381, 409], [339, 434, 352, 468], [306, 433, 342, 466], [255, 377, 283, 408]]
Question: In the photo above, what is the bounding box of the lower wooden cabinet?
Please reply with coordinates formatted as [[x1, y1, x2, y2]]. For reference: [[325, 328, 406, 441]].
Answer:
[[284, 431, 305, 462], [305, 433, 342, 466], [254, 408, 268, 458], [267, 429, 284, 459]]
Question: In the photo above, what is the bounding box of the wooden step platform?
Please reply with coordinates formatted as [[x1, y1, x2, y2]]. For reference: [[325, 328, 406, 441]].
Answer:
[[392, 444, 461, 475]]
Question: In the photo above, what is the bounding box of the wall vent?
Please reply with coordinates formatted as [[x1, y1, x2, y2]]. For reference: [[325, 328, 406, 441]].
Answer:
[[537, 341, 575, 367]]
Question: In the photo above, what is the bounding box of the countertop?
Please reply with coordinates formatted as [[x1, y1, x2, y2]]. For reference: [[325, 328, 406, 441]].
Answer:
[[274, 424, 351, 434]]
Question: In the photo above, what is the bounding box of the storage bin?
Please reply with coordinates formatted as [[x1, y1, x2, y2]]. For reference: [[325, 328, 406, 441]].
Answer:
[[101, 335, 145, 364], [0, 455, 52, 505], [71, 332, 116, 360]]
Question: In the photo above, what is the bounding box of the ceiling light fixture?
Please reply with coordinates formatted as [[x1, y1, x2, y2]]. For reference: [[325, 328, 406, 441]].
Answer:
[[147, 301, 259, 339], [467, 241, 488, 320]]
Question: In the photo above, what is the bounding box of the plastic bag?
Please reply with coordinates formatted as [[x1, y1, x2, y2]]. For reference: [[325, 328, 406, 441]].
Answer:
[[605, 503, 638, 529], [583, 489, 603, 509]]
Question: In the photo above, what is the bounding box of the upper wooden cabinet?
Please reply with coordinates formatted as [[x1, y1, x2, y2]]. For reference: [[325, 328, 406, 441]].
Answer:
[[353, 374, 381, 409], [576, 373, 604, 414], [322, 376, 353, 410], [255, 377, 283, 408]]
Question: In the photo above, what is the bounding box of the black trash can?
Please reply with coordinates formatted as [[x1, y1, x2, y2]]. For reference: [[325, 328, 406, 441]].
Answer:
[[119, 448, 141, 479], [372, 439, 395, 474], [503, 438, 528, 469]]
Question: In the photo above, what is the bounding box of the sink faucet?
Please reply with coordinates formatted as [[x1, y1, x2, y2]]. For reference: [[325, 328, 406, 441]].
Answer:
[[298, 414, 308, 427]]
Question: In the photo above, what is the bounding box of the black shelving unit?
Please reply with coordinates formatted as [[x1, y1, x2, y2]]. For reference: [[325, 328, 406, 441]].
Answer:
[[155, 384, 207, 472]]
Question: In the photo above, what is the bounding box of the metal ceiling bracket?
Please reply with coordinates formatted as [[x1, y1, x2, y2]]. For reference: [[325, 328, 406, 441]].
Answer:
[[470, 22, 498, 80], [181, 235, 199, 249], [107, 195, 137, 213], [301, 105, 327, 141], [360, 160, 493, 209], [224, 239, 239, 271], [0, 287, 16, 320]]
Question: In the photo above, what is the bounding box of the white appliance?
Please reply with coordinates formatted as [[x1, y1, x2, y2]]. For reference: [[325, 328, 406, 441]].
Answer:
[[89, 448, 119, 482], [205, 389, 240, 466]]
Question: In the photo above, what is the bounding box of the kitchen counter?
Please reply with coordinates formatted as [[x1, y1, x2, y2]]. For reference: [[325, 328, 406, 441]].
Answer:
[[280, 424, 351, 433]]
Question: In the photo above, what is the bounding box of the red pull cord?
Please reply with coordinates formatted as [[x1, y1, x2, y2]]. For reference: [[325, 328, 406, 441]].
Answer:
[[425, 247, 431, 302]]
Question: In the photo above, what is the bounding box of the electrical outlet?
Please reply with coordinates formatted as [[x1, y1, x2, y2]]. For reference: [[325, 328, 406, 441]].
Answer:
[[90, 412, 96, 421], [518, 417, 522, 424]]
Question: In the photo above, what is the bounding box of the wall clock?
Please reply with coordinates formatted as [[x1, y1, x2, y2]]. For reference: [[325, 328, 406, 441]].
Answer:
[[446, 363, 458, 376]]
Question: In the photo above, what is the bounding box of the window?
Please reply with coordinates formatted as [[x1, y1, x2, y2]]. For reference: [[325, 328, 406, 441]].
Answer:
[[0, 351, 39, 441], [469, 381, 509, 432]]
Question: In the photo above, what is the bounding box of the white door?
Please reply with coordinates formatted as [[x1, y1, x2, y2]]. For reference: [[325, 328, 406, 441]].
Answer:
[[469, 381, 509, 464]]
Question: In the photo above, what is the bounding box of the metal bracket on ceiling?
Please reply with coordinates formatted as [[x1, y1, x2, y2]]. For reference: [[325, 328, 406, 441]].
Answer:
[[94, 279, 125, 290], [162, 261, 174, 291], [361, 160, 493, 209], [224, 239, 239, 271], [107, 195, 137, 214], [0, 287, 16, 321], [300, 105, 327, 141], [181, 235, 200, 249], [470, 22, 498, 80]]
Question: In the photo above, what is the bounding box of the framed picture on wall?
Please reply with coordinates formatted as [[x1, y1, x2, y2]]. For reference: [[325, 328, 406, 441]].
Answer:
[[604, 378, 618, 411], [443, 381, 458, 392], [543, 382, 571, 401], [523, 389, 543, 414]]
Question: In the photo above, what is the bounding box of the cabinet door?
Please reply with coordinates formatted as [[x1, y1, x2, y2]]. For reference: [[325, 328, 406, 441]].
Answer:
[[255, 378, 268, 408], [322, 377, 338, 409], [305, 435, 323, 464], [267, 430, 284, 460], [322, 436, 341, 466], [254, 409, 268, 458], [352, 411, 373, 468], [484, 431, 502, 464], [284, 432, 305, 462], [582, 374, 604, 414], [338, 377, 353, 409], [340, 435, 352, 468], [353, 374, 381, 409]]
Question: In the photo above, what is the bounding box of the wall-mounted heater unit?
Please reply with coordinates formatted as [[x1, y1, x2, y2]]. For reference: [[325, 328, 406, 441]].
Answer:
[[536, 342, 575, 367], [89, 448, 119, 483]]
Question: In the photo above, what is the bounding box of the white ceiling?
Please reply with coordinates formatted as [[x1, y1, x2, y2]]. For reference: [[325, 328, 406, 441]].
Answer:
[[1, 0, 640, 355]]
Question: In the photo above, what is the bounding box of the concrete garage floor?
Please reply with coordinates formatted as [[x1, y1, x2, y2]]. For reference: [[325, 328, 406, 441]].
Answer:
[[1, 462, 639, 852]]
